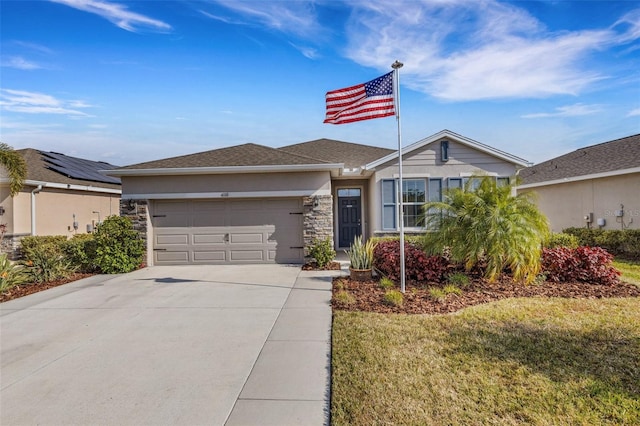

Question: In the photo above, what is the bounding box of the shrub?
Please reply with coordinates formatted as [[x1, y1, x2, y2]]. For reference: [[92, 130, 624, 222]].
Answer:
[[309, 237, 336, 268], [334, 290, 356, 306], [22, 245, 73, 283], [94, 216, 145, 274], [383, 289, 404, 307], [0, 254, 28, 292], [447, 271, 470, 287], [443, 284, 462, 296], [379, 277, 395, 290], [373, 240, 449, 283], [20, 235, 67, 259], [62, 234, 98, 273], [563, 228, 640, 259], [541, 246, 621, 285], [544, 232, 579, 249], [428, 287, 447, 302], [346, 235, 376, 270], [424, 176, 549, 283]]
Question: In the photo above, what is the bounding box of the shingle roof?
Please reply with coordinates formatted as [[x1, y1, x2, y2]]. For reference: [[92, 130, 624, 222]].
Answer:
[[18, 149, 121, 189], [279, 138, 395, 169], [519, 134, 640, 185], [119, 143, 333, 170]]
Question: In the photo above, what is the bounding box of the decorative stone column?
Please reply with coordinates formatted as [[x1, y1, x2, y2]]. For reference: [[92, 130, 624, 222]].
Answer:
[[302, 195, 334, 257], [120, 199, 148, 245]]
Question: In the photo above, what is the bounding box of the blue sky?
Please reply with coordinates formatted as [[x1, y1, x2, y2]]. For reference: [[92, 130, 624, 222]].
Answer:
[[1, 0, 639, 166]]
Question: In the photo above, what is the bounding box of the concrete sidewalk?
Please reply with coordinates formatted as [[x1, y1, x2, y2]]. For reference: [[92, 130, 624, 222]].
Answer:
[[226, 269, 339, 425], [0, 265, 342, 425]]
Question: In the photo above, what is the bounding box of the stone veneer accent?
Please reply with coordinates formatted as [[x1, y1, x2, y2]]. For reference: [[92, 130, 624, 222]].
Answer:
[[120, 199, 148, 245], [302, 195, 334, 257]]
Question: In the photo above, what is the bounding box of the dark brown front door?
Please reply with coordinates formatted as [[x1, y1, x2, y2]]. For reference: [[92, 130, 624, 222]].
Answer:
[[337, 188, 361, 248]]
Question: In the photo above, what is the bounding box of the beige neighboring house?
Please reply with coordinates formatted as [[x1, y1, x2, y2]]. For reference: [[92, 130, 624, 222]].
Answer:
[[106, 129, 530, 266], [0, 149, 121, 253], [518, 134, 640, 232]]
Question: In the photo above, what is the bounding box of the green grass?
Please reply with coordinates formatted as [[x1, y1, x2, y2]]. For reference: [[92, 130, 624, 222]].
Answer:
[[332, 298, 640, 425], [614, 259, 640, 286]]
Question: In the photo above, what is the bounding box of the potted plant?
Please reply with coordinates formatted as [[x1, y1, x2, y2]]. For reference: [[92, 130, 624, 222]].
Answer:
[[346, 235, 376, 281]]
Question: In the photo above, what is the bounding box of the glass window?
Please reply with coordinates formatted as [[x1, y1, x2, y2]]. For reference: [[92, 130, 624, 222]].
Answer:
[[428, 179, 442, 202], [402, 179, 426, 228], [448, 178, 463, 192], [337, 188, 361, 197], [382, 180, 396, 229], [497, 177, 510, 187]]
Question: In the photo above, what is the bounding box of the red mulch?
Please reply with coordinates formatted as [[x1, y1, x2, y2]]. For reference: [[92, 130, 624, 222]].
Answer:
[[0, 273, 96, 303], [302, 261, 342, 271], [333, 275, 640, 315]]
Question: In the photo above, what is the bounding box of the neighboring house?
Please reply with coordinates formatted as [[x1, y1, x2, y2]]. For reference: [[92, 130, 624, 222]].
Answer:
[[518, 134, 640, 232], [0, 149, 122, 253], [106, 129, 530, 266]]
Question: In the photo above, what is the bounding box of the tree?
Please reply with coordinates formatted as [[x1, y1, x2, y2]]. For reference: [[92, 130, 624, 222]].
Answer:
[[423, 176, 549, 283], [0, 143, 27, 197]]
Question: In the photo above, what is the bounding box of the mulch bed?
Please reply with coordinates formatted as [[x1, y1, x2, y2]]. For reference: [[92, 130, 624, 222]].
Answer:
[[302, 261, 342, 271], [333, 275, 640, 315], [0, 273, 96, 303]]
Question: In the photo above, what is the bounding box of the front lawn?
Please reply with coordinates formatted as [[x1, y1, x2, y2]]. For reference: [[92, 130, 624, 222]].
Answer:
[[332, 298, 640, 425], [614, 258, 640, 286]]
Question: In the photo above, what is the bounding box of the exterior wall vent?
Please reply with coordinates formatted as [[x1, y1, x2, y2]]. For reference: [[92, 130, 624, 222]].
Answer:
[[440, 140, 449, 162]]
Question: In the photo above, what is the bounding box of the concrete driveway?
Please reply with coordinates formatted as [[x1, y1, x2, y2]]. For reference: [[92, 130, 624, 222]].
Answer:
[[0, 265, 337, 425]]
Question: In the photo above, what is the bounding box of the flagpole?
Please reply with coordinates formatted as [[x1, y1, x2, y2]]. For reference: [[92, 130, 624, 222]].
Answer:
[[392, 60, 406, 293]]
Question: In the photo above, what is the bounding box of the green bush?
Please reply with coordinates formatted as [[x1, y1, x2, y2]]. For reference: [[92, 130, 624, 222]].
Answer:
[[443, 284, 462, 296], [334, 290, 356, 306], [383, 289, 404, 307], [94, 216, 145, 273], [379, 277, 395, 290], [544, 232, 579, 249], [428, 287, 447, 302], [22, 244, 73, 283], [309, 237, 336, 268], [563, 228, 640, 259], [346, 235, 376, 270], [62, 234, 98, 273], [20, 235, 67, 260], [0, 253, 28, 292], [447, 271, 470, 287]]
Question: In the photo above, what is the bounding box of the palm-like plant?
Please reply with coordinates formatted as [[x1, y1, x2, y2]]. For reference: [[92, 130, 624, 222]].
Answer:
[[423, 176, 549, 283], [0, 143, 27, 196]]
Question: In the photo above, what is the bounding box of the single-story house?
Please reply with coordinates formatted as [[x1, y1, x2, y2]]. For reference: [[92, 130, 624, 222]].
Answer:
[[106, 129, 530, 266], [0, 149, 121, 253], [518, 133, 640, 232]]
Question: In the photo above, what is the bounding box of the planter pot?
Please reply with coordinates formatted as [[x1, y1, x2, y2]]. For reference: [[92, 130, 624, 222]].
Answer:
[[350, 267, 372, 282]]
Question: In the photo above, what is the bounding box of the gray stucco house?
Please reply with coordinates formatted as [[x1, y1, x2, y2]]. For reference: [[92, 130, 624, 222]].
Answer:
[[107, 130, 530, 265], [518, 133, 640, 232]]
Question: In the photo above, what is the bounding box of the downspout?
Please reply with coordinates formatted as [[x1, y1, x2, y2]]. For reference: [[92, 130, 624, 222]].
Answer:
[[31, 184, 43, 236]]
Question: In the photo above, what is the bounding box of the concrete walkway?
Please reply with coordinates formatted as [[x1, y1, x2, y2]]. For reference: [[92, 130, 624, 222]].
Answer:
[[0, 265, 342, 425]]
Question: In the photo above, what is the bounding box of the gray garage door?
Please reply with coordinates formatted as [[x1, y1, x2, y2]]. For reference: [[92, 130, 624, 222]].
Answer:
[[152, 198, 304, 265]]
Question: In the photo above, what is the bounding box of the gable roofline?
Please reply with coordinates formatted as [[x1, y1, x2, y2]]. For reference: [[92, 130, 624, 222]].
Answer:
[[364, 129, 531, 170], [517, 166, 640, 190], [105, 163, 344, 177]]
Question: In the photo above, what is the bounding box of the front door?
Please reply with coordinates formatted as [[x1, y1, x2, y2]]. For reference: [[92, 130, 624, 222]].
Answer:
[[337, 188, 362, 248]]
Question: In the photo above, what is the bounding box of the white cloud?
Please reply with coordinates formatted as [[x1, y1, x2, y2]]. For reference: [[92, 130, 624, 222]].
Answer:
[[521, 103, 604, 119], [289, 42, 319, 59], [1, 89, 92, 117], [1, 56, 43, 70], [50, 0, 171, 32], [627, 108, 640, 117], [205, 1, 323, 39], [343, 0, 639, 101]]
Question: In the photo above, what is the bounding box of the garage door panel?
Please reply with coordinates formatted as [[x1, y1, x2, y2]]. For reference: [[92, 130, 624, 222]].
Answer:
[[193, 233, 226, 244], [230, 250, 265, 261], [156, 234, 189, 245], [230, 233, 264, 244], [152, 198, 304, 265], [155, 251, 189, 263], [193, 251, 226, 262]]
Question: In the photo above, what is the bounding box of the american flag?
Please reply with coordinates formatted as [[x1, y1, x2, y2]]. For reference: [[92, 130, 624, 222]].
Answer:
[[324, 71, 395, 125]]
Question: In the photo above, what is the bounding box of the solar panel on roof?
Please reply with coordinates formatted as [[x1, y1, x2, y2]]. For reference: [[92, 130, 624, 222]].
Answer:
[[40, 151, 121, 185]]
